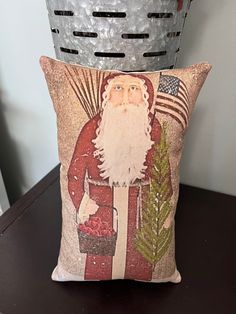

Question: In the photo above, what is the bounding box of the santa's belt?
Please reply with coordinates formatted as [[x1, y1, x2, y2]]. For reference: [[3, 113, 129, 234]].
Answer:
[[87, 178, 150, 187]]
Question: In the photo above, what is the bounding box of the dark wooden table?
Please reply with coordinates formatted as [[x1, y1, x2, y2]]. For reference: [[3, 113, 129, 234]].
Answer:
[[0, 165, 236, 314]]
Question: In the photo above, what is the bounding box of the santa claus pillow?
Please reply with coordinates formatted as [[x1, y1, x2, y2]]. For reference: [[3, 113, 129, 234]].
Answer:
[[40, 57, 211, 283]]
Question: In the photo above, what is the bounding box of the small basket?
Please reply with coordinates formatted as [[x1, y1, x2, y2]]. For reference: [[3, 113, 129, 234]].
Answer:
[[77, 206, 118, 256]]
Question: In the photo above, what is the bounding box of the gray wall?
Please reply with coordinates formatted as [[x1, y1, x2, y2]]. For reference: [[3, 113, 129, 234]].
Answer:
[[177, 0, 236, 196], [0, 0, 235, 204], [0, 1, 57, 203]]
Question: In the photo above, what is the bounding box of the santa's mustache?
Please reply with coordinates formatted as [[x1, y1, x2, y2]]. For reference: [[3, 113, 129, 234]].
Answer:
[[103, 101, 146, 111], [115, 102, 144, 108]]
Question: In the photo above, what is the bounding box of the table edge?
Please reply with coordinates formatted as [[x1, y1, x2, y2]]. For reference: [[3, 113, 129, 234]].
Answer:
[[0, 164, 60, 234]]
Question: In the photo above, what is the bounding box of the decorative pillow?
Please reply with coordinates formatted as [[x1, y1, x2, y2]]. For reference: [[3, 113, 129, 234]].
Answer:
[[40, 56, 211, 283]]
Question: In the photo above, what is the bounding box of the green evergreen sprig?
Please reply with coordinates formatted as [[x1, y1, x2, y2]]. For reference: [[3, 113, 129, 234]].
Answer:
[[135, 122, 173, 271]]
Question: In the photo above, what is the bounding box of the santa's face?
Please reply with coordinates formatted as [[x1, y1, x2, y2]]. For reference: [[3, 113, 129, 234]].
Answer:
[[93, 75, 154, 187], [108, 76, 144, 108]]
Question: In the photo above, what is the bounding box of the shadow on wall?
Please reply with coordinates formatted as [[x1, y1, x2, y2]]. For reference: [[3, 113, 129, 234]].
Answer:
[[180, 100, 216, 189], [0, 88, 24, 205], [178, 0, 226, 63], [176, 0, 220, 190], [177, 1, 208, 63]]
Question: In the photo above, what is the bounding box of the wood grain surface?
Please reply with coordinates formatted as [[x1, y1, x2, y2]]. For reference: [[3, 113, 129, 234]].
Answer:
[[0, 165, 235, 314]]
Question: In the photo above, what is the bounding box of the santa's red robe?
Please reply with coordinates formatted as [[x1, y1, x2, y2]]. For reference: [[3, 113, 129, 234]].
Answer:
[[68, 112, 163, 281]]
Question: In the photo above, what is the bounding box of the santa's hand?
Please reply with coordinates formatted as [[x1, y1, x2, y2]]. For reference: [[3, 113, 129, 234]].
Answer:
[[86, 197, 99, 215], [77, 192, 99, 223]]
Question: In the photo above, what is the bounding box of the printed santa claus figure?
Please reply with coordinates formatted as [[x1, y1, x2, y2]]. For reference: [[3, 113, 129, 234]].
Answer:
[[68, 73, 170, 281]]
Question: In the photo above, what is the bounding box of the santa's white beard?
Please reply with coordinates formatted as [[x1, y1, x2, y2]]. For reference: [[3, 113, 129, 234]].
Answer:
[[93, 102, 154, 186]]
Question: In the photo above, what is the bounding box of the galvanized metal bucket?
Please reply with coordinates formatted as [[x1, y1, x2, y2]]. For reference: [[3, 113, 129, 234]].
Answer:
[[46, 0, 192, 71]]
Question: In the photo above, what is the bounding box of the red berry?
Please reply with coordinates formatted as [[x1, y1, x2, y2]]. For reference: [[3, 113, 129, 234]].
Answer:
[[101, 229, 108, 236], [84, 221, 90, 227], [79, 224, 86, 232], [90, 216, 101, 224], [107, 231, 112, 237], [90, 220, 99, 230], [101, 222, 109, 230], [84, 227, 92, 235], [90, 229, 99, 236]]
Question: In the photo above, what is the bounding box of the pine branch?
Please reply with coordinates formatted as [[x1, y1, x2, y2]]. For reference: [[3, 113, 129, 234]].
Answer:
[[134, 122, 173, 270], [64, 65, 113, 119]]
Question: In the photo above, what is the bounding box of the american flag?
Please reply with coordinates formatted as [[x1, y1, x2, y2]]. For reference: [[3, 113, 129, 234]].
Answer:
[[155, 74, 190, 130]]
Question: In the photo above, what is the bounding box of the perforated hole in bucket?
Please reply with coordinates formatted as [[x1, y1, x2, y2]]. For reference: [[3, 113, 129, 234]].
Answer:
[[176, 48, 180, 53], [92, 11, 126, 18], [167, 31, 181, 38], [143, 51, 167, 57], [160, 65, 175, 70], [124, 70, 146, 73], [94, 52, 125, 58], [122, 34, 149, 39], [147, 13, 173, 18], [73, 31, 98, 38], [51, 28, 59, 34], [60, 47, 78, 54], [54, 10, 74, 16]]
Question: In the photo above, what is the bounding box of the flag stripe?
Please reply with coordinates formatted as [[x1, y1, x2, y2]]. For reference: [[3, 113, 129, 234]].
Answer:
[[155, 108, 185, 130], [174, 95, 189, 115], [179, 80, 190, 100], [178, 88, 189, 106], [155, 103, 187, 127], [156, 94, 189, 119], [179, 87, 189, 103], [178, 80, 189, 98], [156, 101, 188, 125], [180, 79, 188, 93]]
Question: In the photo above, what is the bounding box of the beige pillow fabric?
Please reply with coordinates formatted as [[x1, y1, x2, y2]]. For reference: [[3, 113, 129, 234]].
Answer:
[[40, 56, 211, 283]]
